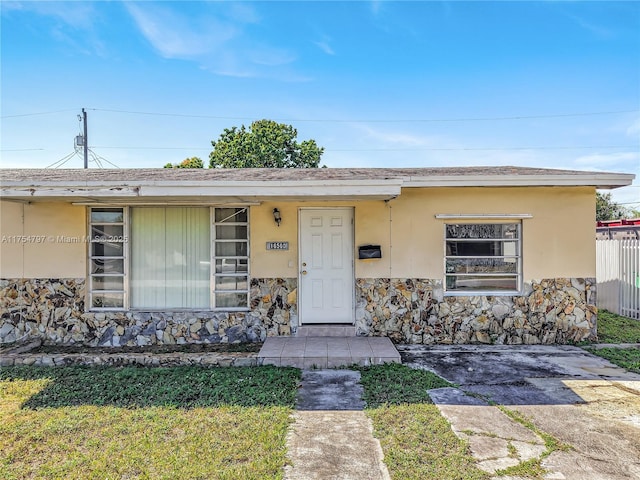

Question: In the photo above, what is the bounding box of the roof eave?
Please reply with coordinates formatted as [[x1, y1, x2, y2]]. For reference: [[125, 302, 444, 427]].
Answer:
[[404, 173, 635, 189], [0, 179, 404, 201]]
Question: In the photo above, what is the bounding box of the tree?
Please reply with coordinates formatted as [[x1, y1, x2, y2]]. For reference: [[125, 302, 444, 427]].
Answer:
[[164, 157, 204, 169], [596, 192, 627, 221], [209, 119, 324, 168]]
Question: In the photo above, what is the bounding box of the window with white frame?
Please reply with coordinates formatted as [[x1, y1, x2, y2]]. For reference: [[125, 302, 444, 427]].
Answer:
[[444, 223, 521, 293], [213, 208, 249, 309], [89, 208, 127, 309], [88, 206, 250, 310]]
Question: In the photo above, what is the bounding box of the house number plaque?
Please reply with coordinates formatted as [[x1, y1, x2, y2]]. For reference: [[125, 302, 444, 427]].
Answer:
[[266, 241, 289, 250]]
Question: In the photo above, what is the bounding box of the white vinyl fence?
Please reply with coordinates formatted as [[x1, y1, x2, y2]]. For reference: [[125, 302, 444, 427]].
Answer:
[[596, 239, 640, 320]]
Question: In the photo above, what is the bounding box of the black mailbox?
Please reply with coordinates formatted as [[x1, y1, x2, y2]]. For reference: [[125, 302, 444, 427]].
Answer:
[[358, 245, 382, 259]]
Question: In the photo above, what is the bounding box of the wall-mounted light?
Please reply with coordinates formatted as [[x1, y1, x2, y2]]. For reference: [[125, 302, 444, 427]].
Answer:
[[273, 208, 282, 227]]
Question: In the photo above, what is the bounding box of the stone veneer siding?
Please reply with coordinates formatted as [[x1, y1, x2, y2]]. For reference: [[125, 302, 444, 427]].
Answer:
[[0, 278, 296, 346], [355, 278, 597, 344], [1, 277, 597, 346]]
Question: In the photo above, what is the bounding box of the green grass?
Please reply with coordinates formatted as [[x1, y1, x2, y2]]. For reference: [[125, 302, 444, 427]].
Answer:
[[357, 362, 452, 407], [368, 404, 489, 480], [0, 366, 300, 479], [358, 363, 489, 480], [0, 365, 299, 408], [583, 346, 640, 374], [580, 310, 640, 374], [596, 310, 640, 343], [493, 405, 571, 478]]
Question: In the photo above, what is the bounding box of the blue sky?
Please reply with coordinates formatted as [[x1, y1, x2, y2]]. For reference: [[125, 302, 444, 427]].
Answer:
[[1, 1, 639, 205]]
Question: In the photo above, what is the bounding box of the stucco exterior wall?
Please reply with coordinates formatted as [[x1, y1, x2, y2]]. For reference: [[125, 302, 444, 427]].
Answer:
[[384, 186, 596, 279], [249, 200, 392, 278], [2, 187, 595, 281], [250, 186, 596, 279], [0, 187, 598, 346], [0, 201, 86, 278]]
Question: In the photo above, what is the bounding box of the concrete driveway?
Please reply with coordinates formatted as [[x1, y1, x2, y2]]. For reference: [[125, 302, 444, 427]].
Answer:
[[398, 345, 640, 479]]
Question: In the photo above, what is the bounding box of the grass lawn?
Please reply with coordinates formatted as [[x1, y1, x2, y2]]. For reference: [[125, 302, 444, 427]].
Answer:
[[0, 365, 300, 480], [583, 346, 640, 374], [596, 310, 640, 343], [583, 310, 640, 374], [358, 363, 489, 480]]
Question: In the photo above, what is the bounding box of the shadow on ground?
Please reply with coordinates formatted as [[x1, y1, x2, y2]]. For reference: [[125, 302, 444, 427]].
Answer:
[[399, 344, 640, 406], [0, 365, 300, 409]]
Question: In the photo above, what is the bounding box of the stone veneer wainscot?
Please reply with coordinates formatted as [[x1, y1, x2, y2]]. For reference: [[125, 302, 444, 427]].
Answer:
[[355, 278, 597, 344], [1, 277, 596, 345], [0, 278, 296, 346]]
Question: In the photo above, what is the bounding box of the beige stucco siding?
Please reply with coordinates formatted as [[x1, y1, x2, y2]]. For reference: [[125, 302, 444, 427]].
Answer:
[[0, 201, 86, 278], [1, 186, 595, 281], [388, 186, 596, 279], [250, 202, 300, 278], [249, 186, 596, 280], [250, 200, 393, 279]]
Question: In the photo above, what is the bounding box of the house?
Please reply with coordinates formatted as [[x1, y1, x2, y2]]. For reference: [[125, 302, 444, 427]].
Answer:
[[0, 166, 634, 347], [596, 219, 640, 240]]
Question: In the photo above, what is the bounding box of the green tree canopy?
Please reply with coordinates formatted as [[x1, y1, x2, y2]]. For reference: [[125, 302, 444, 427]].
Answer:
[[164, 157, 204, 169], [209, 119, 324, 168], [596, 191, 628, 221]]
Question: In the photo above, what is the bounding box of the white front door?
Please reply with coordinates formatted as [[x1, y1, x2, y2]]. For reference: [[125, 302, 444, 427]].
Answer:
[[299, 208, 354, 324]]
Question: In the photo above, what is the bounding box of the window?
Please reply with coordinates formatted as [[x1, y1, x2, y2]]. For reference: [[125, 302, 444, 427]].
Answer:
[[88, 206, 250, 311], [213, 208, 249, 309], [89, 208, 126, 309], [131, 207, 210, 309], [445, 223, 521, 293]]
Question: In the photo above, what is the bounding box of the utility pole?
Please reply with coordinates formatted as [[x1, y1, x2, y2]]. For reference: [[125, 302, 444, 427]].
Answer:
[[82, 108, 88, 169]]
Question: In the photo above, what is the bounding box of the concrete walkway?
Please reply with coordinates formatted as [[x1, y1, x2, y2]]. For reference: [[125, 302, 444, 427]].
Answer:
[[284, 370, 391, 480], [400, 345, 640, 480], [259, 336, 400, 368]]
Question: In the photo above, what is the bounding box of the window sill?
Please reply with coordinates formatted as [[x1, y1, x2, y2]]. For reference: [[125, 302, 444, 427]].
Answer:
[[87, 308, 251, 313], [444, 290, 522, 297]]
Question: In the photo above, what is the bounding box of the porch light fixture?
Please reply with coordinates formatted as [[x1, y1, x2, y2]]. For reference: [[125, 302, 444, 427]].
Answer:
[[273, 208, 282, 226]]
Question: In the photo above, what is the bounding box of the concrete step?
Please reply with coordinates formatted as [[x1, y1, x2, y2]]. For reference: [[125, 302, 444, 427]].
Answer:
[[258, 336, 401, 369], [296, 325, 356, 337]]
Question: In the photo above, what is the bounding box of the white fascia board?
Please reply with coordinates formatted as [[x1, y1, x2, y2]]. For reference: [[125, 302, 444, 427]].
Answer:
[[1, 180, 403, 199], [404, 173, 635, 189], [1, 186, 140, 198], [435, 213, 533, 219], [139, 182, 402, 197]]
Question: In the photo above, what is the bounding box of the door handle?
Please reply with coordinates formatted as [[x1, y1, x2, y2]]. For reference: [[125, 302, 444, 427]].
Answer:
[[301, 270, 307, 275]]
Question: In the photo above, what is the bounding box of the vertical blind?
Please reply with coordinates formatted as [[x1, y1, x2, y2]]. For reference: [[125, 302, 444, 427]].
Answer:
[[130, 207, 210, 309]]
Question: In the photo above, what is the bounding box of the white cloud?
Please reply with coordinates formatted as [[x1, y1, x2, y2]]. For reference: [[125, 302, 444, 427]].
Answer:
[[627, 118, 640, 137], [568, 14, 614, 39], [575, 151, 640, 168], [124, 3, 302, 80], [226, 3, 261, 24], [7, 1, 98, 30], [370, 1, 381, 15], [124, 3, 236, 59], [353, 123, 440, 147], [314, 40, 335, 56], [249, 46, 297, 67], [2, 1, 106, 56]]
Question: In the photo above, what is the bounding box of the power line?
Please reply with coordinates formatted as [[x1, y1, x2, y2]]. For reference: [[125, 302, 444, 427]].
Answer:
[[1, 109, 78, 119], [0, 148, 45, 152], [93, 146, 210, 150], [89, 149, 120, 168], [91, 144, 637, 152], [44, 150, 81, 169], [87, 107, 639, 124]]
